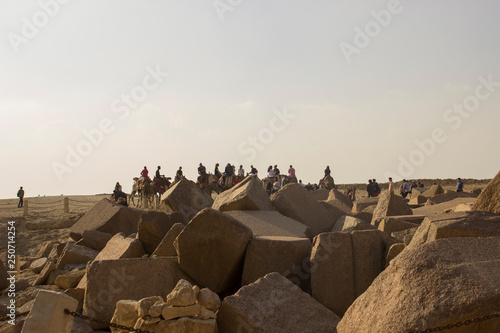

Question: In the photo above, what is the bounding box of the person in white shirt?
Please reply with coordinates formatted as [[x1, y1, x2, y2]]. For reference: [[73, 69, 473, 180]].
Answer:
[[388, 177, 395, 193], [238, 165, 245, 177]]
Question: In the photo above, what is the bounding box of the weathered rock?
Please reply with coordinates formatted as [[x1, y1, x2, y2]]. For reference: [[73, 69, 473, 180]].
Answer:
[[55, 242, 99, 270], [409, 194, 427, 205], [30, 258, 48, 274], [162, 304, 201, 320], [351, 197, 378, 213], [198, 307, 217, 320], [47, 243, 66, 263], [318, 200, 349, 221], [70, 198, 142, 241], [454, 203, 473, 212], [21, 290, 78, 333], [64, 288, 85, 311], [135, 317, 217, 333], [325, 188, 353, 209], [426, 191, 477, 205], [94, 232, 145, 261], [110, 300, 138, 331], [371, 191, 413, 225], [332, 215, 374, 232], [349, 211, 373, 223], [70, 317, 94, 333], [223, 210, 309, 238], [136, 296, 163, 318], [377, 217, 419, 236], [151, 223, 185, 257], [161, 179, 213, 222], [472, 170, 500, 214], [81, 230, 113, 251], [271, 183, 339, 237], [390, 227, 418, 243], [242, 236, 312, 290], [166, 279, 197, 307], [46, 270, 66, 285], [472, 188, 482, 196], [35, 241, 61, 258], [406, 211, 500, 250], [217, 272, 340, 333], [175, 208, 253, 293], [212, 176, 273, 211], [422, 183, 445, 197], [307, 188, 330, 201], [148, 300, 166, 317], [310, 230, 392, 317], [54, 270, 86, 290], [337, 237, 500, 333], [33, 261, 56, 286], [197, 288, 221, 312], [385, 243, 405, 266], [83, 257, 193, 328], [137, 211, 185, 254]]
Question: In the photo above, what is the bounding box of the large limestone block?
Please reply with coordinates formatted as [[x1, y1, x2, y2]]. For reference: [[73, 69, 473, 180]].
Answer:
[[162, 304, 201, 320], [30, 257, 48, 274], [212, 176, 273, 211], [135, 316, 217, 333], [161, 179, 213, 221], [310, 230, 392, 317], [242, 236, 312, 290], [33, 261, 56, 286], [81, 230, 112, 251], [54, 270, 86, 289], [56, 242, 99, 270], [166, 279, 197, 306], [406, 211, 500, 251], [426, 191, 477, 205], [137, 211, 185, 254], [371, 191, 413, 225], [70, 198, 142, 241], [332, 215, 374, 232], [422, 183, 445, 197], [110, 300, 138, 331], [197, 288, 221, 312], [217, 272, 340, 333], [94, 232, 146, 261], [308, 188, 330, 201], [325, 188, 353, 209], [352, 197, 378, 213], [319, 200, 350, 220], [337, 237, 500, 333], [21, 290, 78, 333], [271, 183, 339, 237], [83, 257, 193, 328], [409, 194, 427, 205], [175, 208, 253, 293], [223, 210, 309, 238], [472, 170, 500, 214], [152, 223, 185, 257], [377, 217, 419, 236]]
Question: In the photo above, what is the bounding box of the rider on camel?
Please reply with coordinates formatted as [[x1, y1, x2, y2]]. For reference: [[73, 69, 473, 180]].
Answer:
[[156, 166, 166, 180], [176, 166, 184, 181], [140, 166, 149, 181], [198, 163, 207, 183], [214, 163, 222, 179]]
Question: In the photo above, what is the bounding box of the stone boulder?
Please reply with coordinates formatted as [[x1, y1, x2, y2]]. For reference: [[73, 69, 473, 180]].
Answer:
[[70, 198, 142, 241], [409, 194, 427, 205], [352, 197, 379, 213], [242, 236, 312, 290], [425, 191, 477, 205], [94, 232, 145, 261], [161, 179, 213, 222], [332, 216, 374, 232], [310, 230, 394, 316], [212, 176, 273, 211], [406, 211, 500, 251], [422, 183, 445, 197], [271, 183, 339, 237], [325, 188, 353, 209], [80, 230, 113, 251], [377, 217, 419, 236], [217, 272, 340, 333], [337, 236, 500, 333], [56, 242, 99, 270], [371, 191, 413, 226], [83, 257, 193, 328], [30, 257, 48, 274], [307, 188, 330, 201], [54, 269, 86, 289], [175, 208, 253, 293], [152, 223, 185, 257], [137, 211, 185, 254], [472, 170, 500, 214], [223, 210, 309, 238]]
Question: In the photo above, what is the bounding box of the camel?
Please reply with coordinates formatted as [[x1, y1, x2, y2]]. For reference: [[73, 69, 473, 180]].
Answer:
[[323, 175, 335, 190], [198, 173, 220, 196], [129, 177, 154, 208]]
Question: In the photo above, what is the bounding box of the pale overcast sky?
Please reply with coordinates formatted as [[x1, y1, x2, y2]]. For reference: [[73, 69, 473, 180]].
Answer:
[[1, 0, 499, 198]]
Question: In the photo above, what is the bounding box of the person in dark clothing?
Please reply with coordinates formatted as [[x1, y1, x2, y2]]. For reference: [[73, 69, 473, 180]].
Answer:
[[324, 166, 331, 177], [367, 180, 374, 198], [224, 163, 234, 176], [17, 187, 24, 208], [214, 163, 222, 179], [175, 166, 184, 181], [273, 165, 280, 176], [372, 179, 381, 197], [156, 166, 164, 179], [198, 163, 207, 183], [456, 178, 464, 192]]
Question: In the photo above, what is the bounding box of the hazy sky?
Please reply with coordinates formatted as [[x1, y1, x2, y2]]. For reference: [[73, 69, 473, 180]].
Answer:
[[1, 0, 499, 199]]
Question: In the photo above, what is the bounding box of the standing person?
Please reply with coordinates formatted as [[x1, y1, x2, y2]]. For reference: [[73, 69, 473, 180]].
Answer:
[[250, 165, 258, 176], [288, 165, 295, 177], [267, 166, 275, 179], [272, 178, 281, 194], [388, 177, 395, 194], [273, 165, 280, 176], [237, 165, 245, 178], [456, 178, 464, 192], [367, 180, 374, 198], [197, 163, 207, 183], [372, 179, 381, 197], [214, 163, 222, 179], [17, 186, 24, 208], [400, 179, 411, 198]]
